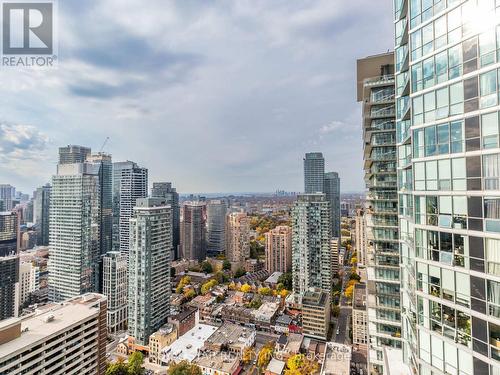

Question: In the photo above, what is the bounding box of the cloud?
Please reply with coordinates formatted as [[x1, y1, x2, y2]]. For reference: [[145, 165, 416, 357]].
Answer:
[[0, 122, 49, 161]]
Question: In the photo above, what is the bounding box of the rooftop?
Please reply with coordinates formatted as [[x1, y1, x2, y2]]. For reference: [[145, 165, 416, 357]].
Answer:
[[266, 358, 286, 375], [193, 353, 240, 373], [205, 323, 254, 347], [162, 323, 218, 363], [265, 272, 283, 284], [320, 342, 351, 375]]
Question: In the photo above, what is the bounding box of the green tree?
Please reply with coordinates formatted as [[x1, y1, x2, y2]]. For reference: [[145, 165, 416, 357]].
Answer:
[[105, 359, 128, 375], [258, 287, 272, 296], [222, 259, 231, 270], [278, 272, 292, 290], [201, 279, 218, 294], [201, 261, 213, 274], [349, 273, 361, 282], [257, 343, 274, 369], [234, 268, 246, 278], [128, 351, 145, 375], [167, 360, 202, 375]]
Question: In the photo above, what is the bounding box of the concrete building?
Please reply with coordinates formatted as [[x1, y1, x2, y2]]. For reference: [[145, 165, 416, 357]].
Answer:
[[48, 161, 100, 302], [354, 209, 367, 268], [0, 293, 107, 375], [304, 152, 325, 194], [151, 182, 180, 260], [0, 185, 15, 211], [352, 283, 368, 352], [320, 342, 351, 375], [0, 211, 19, 321], [393, 1, 500, 374], [58, 144, 91, 165], [112, 161, 148, 254], [33, 184, 51, 246], [204, 322, 256, 354], [357, 53, 400, 372], [331, 237, 341, 276], [324, 171, 341, 238], [149, 323, 177, 365], [168, 307, 197, 337], [265, 225, 292, 273], [225, 212, 250, 264], [301, 290, 331, 341], [180, 201, 206, 261], [102, 251, 127, 333], [292, 194, 332, 297], [128, 198, 171, 345], [194, 353, 241, 375], [206, 199, 227, 257], [18, 262, 37, 308]]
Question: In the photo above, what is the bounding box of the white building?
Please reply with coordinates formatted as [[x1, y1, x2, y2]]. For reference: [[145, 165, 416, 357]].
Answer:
[[0, 293, 107, 375], [225, 212, 250, 264], [102, 251, 127, 333], [265, 225, 292, 273], [18, 262, 37, 307]]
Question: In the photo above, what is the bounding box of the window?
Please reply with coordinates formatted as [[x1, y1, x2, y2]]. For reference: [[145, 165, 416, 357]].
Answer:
[[479, 30, 496, 67], [450, 81, 463, 115], [413, 96, 424, 125], [486, 238, 500, 276], [438, 159, 451, 190], [414, 128, 424, 158], [485, 198, 500, 232], [424, 91, 436, 122], [480, 70, 497, 108], [425, 126, 437, 156], [435, 51, 448, 84], [450, 120, 463, 153], [452, 157, 466, 190], [483, 154, 500, 190], [482, 112, 499, 149], [423, 57, 435, 89], [448, 44, 462, 79]]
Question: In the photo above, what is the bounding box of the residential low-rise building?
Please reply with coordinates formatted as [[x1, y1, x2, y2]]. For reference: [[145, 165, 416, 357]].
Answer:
[[265, 358, 286, 375], [252, 301, 280, 329], [193, 353, 241, 375], [168, 306, 197, 337], [220, 305, 254, 326], [162, 323, 218, 364], [149, 324, 177, 365], [204, 323, 256, 355]]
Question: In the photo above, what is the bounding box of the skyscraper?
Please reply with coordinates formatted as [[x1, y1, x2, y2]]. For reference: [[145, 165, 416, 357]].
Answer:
[[225, 211, 250, 264], [394, 2, 500, 374], [357, 52, 399, 373], [102, 251, 127, 334], [0, 212, 19, 321], [180, 201, 206, 261], [128, 198, 171, 345], [303, 152, 325, 193], [33, 184, 52, 244], [87, 153, 113, 255], [151, 182, 180, 260], [0, 185, 16, 211], [324, 171, 341, 238], [58, 145, 91, 165], [206, 199, 227, 257], [291, 193, 332, 297], [48, 162, 100, 302], [112, 161, 148, 254], [265, 225, 292, 273]]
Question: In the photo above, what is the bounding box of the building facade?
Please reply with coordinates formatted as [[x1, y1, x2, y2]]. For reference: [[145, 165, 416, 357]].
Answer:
[[151, 182, 180, 260], [58, 145, 91, 165], [206, 199, 227, 257], [0, 185, 15, 211], [112, 161, 148, 254], [18, 262, 37, 308], [324, 171, 341, 238], [128, 198, 172, 345], [354, 208, 368, 268], [304, 152, 325, 194], [225, 211, 250, 264], [394, 1, 500, 374], [301, 290, 331, 341], [357, 52, 401, 373], [33, 184, 51, 246], [265, 225, 292, 273], [102, 251, 128, 333], [292, 194, 332, 297], [180, 201, 206, 261], [0, 212, 19, 321], [352, 283, 368, 352]]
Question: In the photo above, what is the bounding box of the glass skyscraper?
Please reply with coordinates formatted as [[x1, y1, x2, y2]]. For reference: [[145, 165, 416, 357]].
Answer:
[[324, 171, 341, 238], [395, 1, 500, 374], [304, 152, 326, 194]]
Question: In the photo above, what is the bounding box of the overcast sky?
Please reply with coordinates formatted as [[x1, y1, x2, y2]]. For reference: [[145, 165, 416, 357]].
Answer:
[[0, 0, 393, 194]]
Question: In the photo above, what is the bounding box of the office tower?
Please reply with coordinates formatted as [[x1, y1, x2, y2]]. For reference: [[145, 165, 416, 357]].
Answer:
[[0, 184, 15, 211], [357, 53, 400, 373], [102, 252, 127, 333], [18, 262, 37, 308], [0, 212, 19, 321], [87, 153, 113, 255], [48, 162, 100, 302], [291, 194, 332, 297], [265, 225, 292, 273], [355, 208, 367, 268], [206, 199, 227, 257], [394, 2, 500, 374], [301, 290, 331, 340], [0, 293, 107, 374], [128, 198, 171, 345], [151, 182, 180, 260], [23, 200, 33, 224], [58, 144, 91, 164], [324, 171, 341, 237], [112, 161, 148, 253], [33, 184, 51, 246], [180, 201, 206, 261], [225, 211, 250, 264], [303, 152, 325, 193]]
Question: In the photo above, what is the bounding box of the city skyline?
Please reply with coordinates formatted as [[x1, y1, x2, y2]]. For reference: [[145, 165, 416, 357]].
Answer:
[[0, 1, 393, 194]]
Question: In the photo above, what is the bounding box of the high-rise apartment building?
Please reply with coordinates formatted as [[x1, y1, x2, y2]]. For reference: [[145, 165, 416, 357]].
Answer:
[[304, 152, 325, 193], [225, 211, 250, 264], [48, 162, 100, 302], [265, 225, 292, 273], [33, 184, 51, 246], [58, 144, 91, 165], [0, 293, 107, 375], [352, 283, 368, 352], [128, 198, 171, 345], [87, 153, 113, 256], [112, 161, 148, 254], [331, 237, 341, 275], [394, 1, 500, 374], [324, 171, 341, 238], [180, 201, 206, 261], [354, 208, 368, 268], [357, 52, 400, 373], [0, 212, 19, 321], [206, 199, 227, 257], [151, 182, 180, 260], [0, 185, 15, 211], [102, 251, 128, 334], [291, 193, 332, 297], [18, 262, 37, 308]]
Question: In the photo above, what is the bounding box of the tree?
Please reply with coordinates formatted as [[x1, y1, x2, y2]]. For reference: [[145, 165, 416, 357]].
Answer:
[[240, 283, 252, 293], [201, 279, 218, 294], [278, 272, 292, 290], [257, 343, 274, 369], [349, 273, 361, 282], [222, 259, 231, 270], [214, 271, 228, 284], [285, 354, 319, 375], [105, 359, 128, 375], [279, 289, 289, 299], [242, 347, 255, 365], [344, 285, 354, 299], [350, 256, 358, 265], [234, 268, 246, 278], [332, 305, 340, 317], [167, 360, 202, 375], [128, 352, 145, 375], [184, 289, 196, 300], [176, 276, 191, 294], [201, 261, 213, 274], [258, 287, 272, 296]]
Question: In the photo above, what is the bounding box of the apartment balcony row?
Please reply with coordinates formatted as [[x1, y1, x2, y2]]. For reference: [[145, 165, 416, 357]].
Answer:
[[363, 75, 395, 87]]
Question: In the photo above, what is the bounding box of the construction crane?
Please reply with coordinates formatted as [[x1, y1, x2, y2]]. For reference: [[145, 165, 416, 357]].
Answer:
[[99, 137, 110, 153]]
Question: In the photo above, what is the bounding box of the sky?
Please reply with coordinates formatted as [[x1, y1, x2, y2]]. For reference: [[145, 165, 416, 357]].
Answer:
[[0, 0, 394, 194]]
